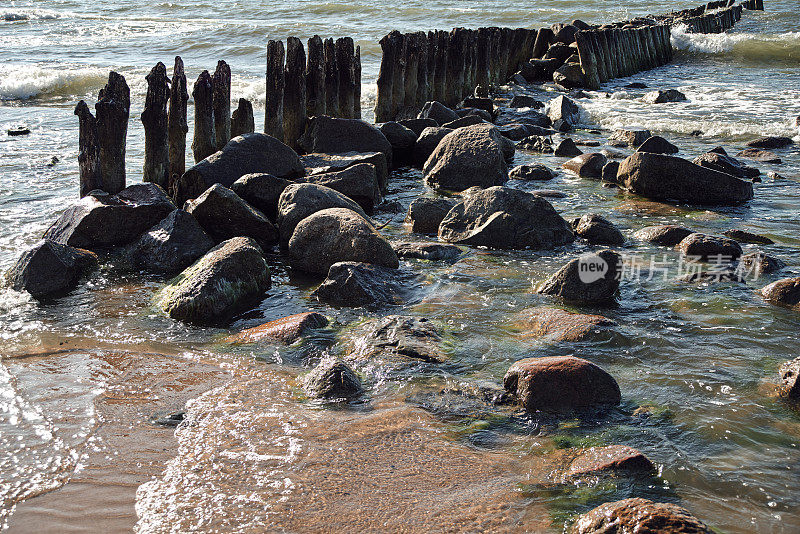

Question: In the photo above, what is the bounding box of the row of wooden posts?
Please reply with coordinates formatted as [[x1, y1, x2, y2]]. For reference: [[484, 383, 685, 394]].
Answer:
[[739, 0, 764, 10], [373, 27, 537, 123], [265, 36, 362, 151], [676, 4, 744, 34]]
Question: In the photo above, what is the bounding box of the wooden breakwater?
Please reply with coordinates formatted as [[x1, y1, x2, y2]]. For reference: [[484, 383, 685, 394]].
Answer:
[[374, 1, 762, 120]]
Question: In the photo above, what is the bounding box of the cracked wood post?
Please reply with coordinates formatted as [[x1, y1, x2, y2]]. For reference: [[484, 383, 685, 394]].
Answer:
[[265, 39, 285, 141], [475, 28, 490, 89], [415, 33, 428, 113], [445, 28, 465, 106], [323, 37, 340, 118], [354, 45, 362, 119], [74, 101, 101, 197], [488, 27, 501, 83], [335, 37, 355, 119], [426, 32, 437, 103], [375, 32, 397, 122], [590, 31, 608, 82], [402, 32, 420, 116], [463, 29, 477, 98], [306, 35, 326, 118], [433, 30, 448, 102], [390, 32, 406, 119], [532, 27, 554, 59], [95, 71, 129, 194], [575, 31, 600, 90], [212, 60, 231, 150], [167, 56, 188, 194], [230, 98, 254, 138], [191, 70, 216, 162], [284, 36, 307, 150], [142, 61, 170, 189], [598, 30, 614, 79]]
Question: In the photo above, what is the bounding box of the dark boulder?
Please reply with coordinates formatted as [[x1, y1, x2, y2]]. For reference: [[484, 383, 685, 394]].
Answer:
[[761, 277, 800, 311], [547, 95, 581, 127], [693, 152, 760, 179], [226, 312, 329, 345], [562, 153, 607, 178], [601, 161, 620, 183], [346, 315, 446, 364], [442, 115, 486, 129], [518, 135, 553, 153], [298, 116, 393, 168], [745, 136, 793, 149], [573, 214, 625, 245], [287, 207, 398, 275], [6, 240, 97, 299], [302, 360, 363, 400], [675, 233, 742, 262], [633, 225, 694, 246], [230, 173, 291, 221], [417, 101, 459, 125], [405, 197, 457, 235], [301, 163, 381, 213], [508, 95, 544, 109], [503, 356, 621, 412], [722, 229, 773, 245], [553, 63, 586, 89], [519, 58, 562, 83], [175, 133, 305, 206], [301, 151, 389, 194], [155, 237, 270, 324], [423, 124, 508, 191], [397, 118, 438, 136], [461, 97, 495, 115], [313, 261, 423, 307], [43, 183, 176, 250], [544, 43, 574, 63], [643, 89, 687, 104], [438, 186, 575, 250], [616, 152, 754, 205], [495, 123, 530, 141], [572, 498, 712, 534], [738, 251, 785, 276], [537, 250, 621, 304], [412, 126, 454, 166], [509, 164, 555, 181], [276, 183, 369, 248], [636, 135, 679, 154], [393, 242, 462, 261], [185, 184, 278, 249], [126, 210, 214, 274], [554, 138, 583, 157], [609, 128, 651, 148], [379, 121, 417, 166]]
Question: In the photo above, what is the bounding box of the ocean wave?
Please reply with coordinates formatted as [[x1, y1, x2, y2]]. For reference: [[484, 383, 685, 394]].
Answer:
[[1, 9, 60, 22], [0, 64, 106, 101], [671, 26, 800, 65]]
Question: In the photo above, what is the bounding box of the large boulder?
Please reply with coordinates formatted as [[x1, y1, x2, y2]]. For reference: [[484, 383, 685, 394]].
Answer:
[[572, 498, 712, 534], [573, 214, 625, 245], [547, 95, 581, 127], [643, 89, 687, 104], [537, 250, 621, 304], [287, 207, 398, 275], [745, 136, 793, 149], [562, 153, 607, 178], [6, 239, 97, 299], [508, 95, 544, 109], [553, 63, 586, 88], [417, 101, 459, 125], [692, 152, 760, 179], [406, 197, 457, 235], [397, 117, 438, 136], [393, 242, 463, 261], [503, 356, 621, 412], [442, 115, 486, 129], [299, 116, 393, 168], [636, 135, 678, 154], [515, 307, 618, 343], [230, 173, 291, 221], [633, 225, 694, 246], [185, 184, 278, 249], [226, 312, 329, 345], [302, 359, 363, 400], [155, 237, 270, 324], [412, 126, 454, 166], [609, 128, 651, 148], [313, 261, 423, 307], [379, 121, 417, 166], [300, 151, 389, 194], [301, 163, 381, 212], [675, 233, 742, 262], [43, 183, 176, 250], [174, 133, 305, 206], [761, 277, 800, 311], [125, 210, 214, 274], [423, 124, 508, 191], [276, 183, 369, 248], [739, 251, 785, 276], [438, 187, 575, 250], [616, 152, 754, 205], [554, 138, 583, 157]]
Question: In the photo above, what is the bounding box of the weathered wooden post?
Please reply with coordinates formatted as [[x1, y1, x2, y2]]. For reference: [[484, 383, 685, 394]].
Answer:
[[434, 30, 448, 102], [192, 70, 216, 162], [74, 101, 101, 197], [415, 33, 429, 112], [650, 26, 663, 67], [95, 71, 129, 193], [142, 61, 170, 189], [167, 56, 188, 194], [306, 35, 326, 118], [212, 60, 231, 150], [532, 27, 554, 59], [230, 98, 254, 138], [426, 31, 437, 102], [284, 36, 307, 150], [475, 28, 490, 89], [664, 25, 674, 63], [401, 32, 419, 116], [336, 37, 356, 119], [464, 29, 477, 97], [605, 30, 619, 79], [324, 37, 340, 118], [375, 33, 396, 123], [575, 31, 600, 90], [390, 32, 406, 119], [354, 45, 362, 119], [265, 39, 285, 141], [598, 30, 614, 80], [446, 28, 465, 106]]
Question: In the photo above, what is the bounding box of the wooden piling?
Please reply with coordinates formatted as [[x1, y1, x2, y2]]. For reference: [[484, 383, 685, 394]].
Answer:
[[324, 38, 340, 118], [191, 70, 216, 163], [336, 37, 356, 119], [212, 60, 231, 150], [463, 30, 477, 98], [432, 30, 448, 102], [94, 71, 129, 194], [532, 27, 554, 59], [142, 61, 170, 189], [167, 56, 188, 193], [375, 32, 397, 123], [354, 45, 362, 119], [445, 28, 465, 107], [306, 35, 326, 118], [575, 31, 600, 89], [402, 32, 420, 115], [74, 101, 101, 197], [415, 33, 429, 112], [598, 30, 614, 80], [590, 31, 608, 82], [389, 32, 405, 120], [284, 36, 307, 150], [426, 31, 437, 101], [488, 28, 501, 83], [230, 98, 254, 138], [475, 28, 490, 89], [265, 40, 285, 141]]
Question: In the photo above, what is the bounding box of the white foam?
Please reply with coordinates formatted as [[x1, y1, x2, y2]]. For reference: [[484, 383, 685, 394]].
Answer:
[[671, 25, 800, 59], [0, 64, 106, 101]]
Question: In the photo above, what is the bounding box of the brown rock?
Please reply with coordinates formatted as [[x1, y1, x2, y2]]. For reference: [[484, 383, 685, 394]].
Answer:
[[761, 277, 800, 311], [516, 307, 617, 342], [738, 251, 785, 276], [778, 357, 800, 400], [736, 148, 782, 164], [226, 312, 329, 345], [562, 153, 607, 179], [573, 498, 712, 534], [675, 233, 742, 262], [633, 225, 693, 247], [564, 445, 654, 480], [722, 229, 773, 245]]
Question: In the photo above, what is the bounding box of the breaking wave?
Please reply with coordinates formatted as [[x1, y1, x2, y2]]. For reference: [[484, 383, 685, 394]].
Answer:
[[671, 26, 800, 65]]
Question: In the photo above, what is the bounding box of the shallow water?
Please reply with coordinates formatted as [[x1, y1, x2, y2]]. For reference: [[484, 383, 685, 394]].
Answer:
[[1, 0, 800, 532]]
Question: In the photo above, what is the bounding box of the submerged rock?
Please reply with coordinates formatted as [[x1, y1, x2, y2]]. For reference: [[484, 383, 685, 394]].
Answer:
[[175, 133, 305, 206], [516, 307, 618, 342], [636, 135, 679, 154], [438, 186, 575, 250], [761, 277, 800, 311], [298, 116, 393, 168], [573, 498, 712, 534], [276, 183, 369, 248], [185, 184, 278, 249], [518, 135, 554, 153], [537, 250, 621, 304], [313, 262, 422, 307], [562, 445, 654, 481], [778, 357, 800, 400], [722, 229, 773, 245], [303, 359, 363, 400], [503, 356, 621, 412], [423, 124, 508, 191], [230, 173, 291, 221], [736, 148, 782, 164], [509, 95, 544, 109], [573, 213, 625, 245], [633, 225, 694, 247], [156, 237, 270, 324], [6, 239, 97, 299], [738, 251, 785, 276], [44, 183, 176, 250], [126, 209, 214, 274], [405, 197, 457, 235], [745, 136, 794, 149], [226, 312, 329, 345], [509, 164, 555, 181], [301, 163, 381, 213], [393, 242, 463, 261], [347, 315, 446, 363], [675, 233, 742, 262], [562, 153, 606, 178], [616, 152, 754, 205], [288, 208, 398, 275], [643, 89, 687, 104]]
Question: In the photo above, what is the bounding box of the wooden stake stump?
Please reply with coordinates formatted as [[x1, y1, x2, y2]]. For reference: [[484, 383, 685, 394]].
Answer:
[[168, 56, 188, 194], [74, 100, 101, 197], [142, 61, 170, 189], [231, 98, 254, 138], [212, 60, 231, 150], [284, 36, 307, 150], [265, 40, 285, 141], [324, 37, 341, 118], [192, 70, 216, 163], [306, 35, 326, 118], [95, 71, 129, 194]]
